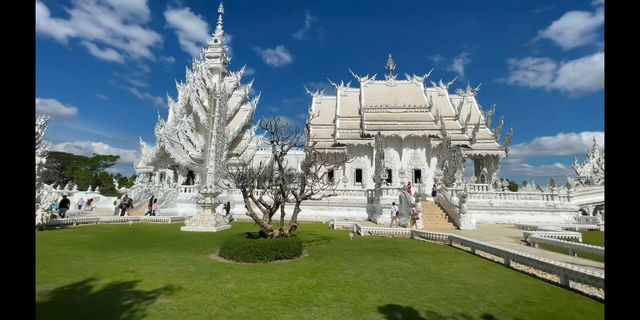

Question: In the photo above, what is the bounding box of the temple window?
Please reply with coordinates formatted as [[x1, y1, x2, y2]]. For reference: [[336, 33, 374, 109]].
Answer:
[[385, 169, 392, 185], [355, 169, 363, 184], [328, 169, 335, 183], [413, 169, 422, 184]]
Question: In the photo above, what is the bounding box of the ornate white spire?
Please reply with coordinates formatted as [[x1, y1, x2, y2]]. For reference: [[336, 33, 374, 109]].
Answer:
[[386, 54, 397, 80], [215, 2, 224, 36]]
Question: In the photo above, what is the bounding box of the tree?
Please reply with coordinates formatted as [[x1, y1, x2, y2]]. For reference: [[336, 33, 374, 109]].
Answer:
[[226, 116, 348, 238], [506, 179, 518, 192], [42, 151, 134, 196]]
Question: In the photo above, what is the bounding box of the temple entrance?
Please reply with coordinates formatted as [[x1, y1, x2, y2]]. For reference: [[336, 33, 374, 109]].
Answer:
[[185, 170, 195, 185]]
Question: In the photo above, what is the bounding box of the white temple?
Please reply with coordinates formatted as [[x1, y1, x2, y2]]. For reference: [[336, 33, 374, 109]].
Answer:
[[121, 3, 603, 230], [308, 54, 512, 196]]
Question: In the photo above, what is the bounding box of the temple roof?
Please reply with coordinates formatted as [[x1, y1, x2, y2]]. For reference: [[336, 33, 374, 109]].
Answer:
[[307, 56, 508, 155]]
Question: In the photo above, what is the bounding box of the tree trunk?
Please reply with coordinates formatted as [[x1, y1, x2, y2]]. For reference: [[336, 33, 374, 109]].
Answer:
[[287, 202, 302, 234], [242, 191, 274, 237]]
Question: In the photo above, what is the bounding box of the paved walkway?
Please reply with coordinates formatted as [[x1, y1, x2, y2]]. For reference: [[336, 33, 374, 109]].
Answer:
[[445, 224, 604, 273], [352, 221, 604, 273]]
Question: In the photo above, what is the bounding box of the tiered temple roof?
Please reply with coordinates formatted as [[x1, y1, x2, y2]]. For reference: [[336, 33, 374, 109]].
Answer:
[[308, 55, 506, 157]]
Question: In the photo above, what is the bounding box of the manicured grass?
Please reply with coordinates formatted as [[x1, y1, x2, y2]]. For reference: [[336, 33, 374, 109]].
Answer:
[[36, 223, 603, 319], [581, 231, 604, 247], [539, 231, 604, 262]]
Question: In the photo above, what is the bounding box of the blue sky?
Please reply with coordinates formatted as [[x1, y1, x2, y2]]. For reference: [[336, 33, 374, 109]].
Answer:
[[36, 0, 604, 185]]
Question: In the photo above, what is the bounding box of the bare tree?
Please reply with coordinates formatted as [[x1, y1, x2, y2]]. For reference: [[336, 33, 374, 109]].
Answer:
[[225, 115, 348, 238]]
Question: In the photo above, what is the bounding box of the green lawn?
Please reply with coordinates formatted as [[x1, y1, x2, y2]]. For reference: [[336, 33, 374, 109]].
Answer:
[[539, 231, 604, 262], [36, 223, 603, 320]]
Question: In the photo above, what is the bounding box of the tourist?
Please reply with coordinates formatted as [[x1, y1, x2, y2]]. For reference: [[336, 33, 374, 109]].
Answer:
[[224, 201, 233, 221], [113, 196, 121, 216], [407, 182, 414, 197], [119, 195, 129, 216], [145, 195, 154, 216], [85, 198, 94, 210], [151, 198, 158, 216], [431, 184, 437, 198], [389, 202, 399, 227], [77, 198, 84, 210], [410, 203, 418, 228], [125, 197, 134, 216], [58, 195, 70, 219]]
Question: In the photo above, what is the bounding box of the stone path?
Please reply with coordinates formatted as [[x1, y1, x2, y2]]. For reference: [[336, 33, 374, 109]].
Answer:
[[351, 221, 604, 273], [445, 224, 604, 273]]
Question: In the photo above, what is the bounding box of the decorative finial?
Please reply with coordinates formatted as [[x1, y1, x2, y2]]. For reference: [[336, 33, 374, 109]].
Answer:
[[386, 54, 396, 79], [216, 2, 224, 35]]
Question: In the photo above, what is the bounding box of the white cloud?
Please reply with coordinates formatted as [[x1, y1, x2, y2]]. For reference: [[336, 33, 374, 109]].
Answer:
[[36, 0, 162, 62], [451, 52, 471, 77], [427, 54, 444, 64], [36, 98, 78, 118], [501, 159, 574, 179], [507, 52, 604, 96], [592, 0, 604, 5], [292, 10, 317, 40], [164, 7, 210, 58], [509, 131, 604, 158], [52, 141, 140, 164], [254, 45, 294, 67], [96, 94, 109, 100], [244, 67, 256, 76], [160, 56, 176, 64], [81, 41, 124, 63], [128, 87, 167, 108], [535, 8, 604, 50], [498, 131, 604, 182]]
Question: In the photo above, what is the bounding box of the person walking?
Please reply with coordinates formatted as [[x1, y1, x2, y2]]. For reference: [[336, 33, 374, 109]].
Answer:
[[410, 203, 419, 228], [151, 198, 158, 216], [431, 184, 437, 199], [389, 202, 399, 227], [119, 195, 129, 216], [77, 198, 84, 210], [58, 195, 70, 218], [407, 182, 414, 197], [145, 195, 154, 216]]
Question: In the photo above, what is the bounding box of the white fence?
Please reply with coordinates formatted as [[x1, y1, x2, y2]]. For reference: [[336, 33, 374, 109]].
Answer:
[[336, 222, 604, 299], [527, 235, 604, 257], [45, 216, 186, 228]]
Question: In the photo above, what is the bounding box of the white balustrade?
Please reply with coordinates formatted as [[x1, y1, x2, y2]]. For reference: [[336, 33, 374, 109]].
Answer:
[[333, 221, 604, 298], [527, 235, 604, 257]]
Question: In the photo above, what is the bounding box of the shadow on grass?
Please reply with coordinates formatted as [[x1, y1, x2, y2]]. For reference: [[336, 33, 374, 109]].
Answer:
[[300, 231, 334, 247], [36, 278, 178, 320], [378, 304, 515, 320]]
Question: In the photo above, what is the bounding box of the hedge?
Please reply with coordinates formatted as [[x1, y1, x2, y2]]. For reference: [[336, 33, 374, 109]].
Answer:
[[218, 233, 303, 263]]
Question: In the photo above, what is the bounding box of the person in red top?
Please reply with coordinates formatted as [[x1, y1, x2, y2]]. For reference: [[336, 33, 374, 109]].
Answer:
[[407, 182, 414, 197]]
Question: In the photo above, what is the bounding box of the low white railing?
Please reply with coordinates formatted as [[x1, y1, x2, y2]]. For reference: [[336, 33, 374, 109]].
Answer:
[[45, 216, 186, 227], [528, 235, 604, 257], [575, 216, 602, 224], [178, 185, 200, 194], [332, 221, 604, 299], [523, 231, 582, 242], [467, 184, 491, 192], [357, 226, 411, 237], [467, 191, 571, 202], [330, 219, 358, 230]]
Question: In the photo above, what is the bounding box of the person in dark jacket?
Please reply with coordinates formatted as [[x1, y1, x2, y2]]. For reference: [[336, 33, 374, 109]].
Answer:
[[145, 195, 154, 216], [58, 195, 71, 218]]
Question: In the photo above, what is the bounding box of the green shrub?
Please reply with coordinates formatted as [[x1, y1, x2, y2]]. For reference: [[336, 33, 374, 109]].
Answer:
[[218, 233, 303, 263]]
